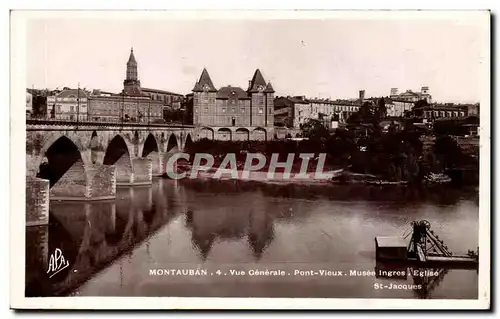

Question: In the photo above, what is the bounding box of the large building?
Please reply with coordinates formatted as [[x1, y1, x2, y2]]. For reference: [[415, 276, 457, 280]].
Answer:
[[192, 68, 275, 141], [87, 48, 179, 123], [390, 86, 432, 103]]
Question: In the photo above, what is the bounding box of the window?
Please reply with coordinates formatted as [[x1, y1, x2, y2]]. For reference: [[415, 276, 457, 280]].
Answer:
[[231, 108, 236, 113], [70, 105, 74, 112], [222, 108, 226, 113], [242, 108, 245, 113], [204, 107, 208, 112], [269, 108, 272, 114], [195, 107, 198, 113], [258, 108, 263, 114]]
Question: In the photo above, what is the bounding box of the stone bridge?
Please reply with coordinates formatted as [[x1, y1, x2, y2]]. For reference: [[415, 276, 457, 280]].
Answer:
[[26, 120, 196, 226]]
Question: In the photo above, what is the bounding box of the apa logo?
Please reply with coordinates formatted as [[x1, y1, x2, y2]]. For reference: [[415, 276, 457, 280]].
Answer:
[[46, 248, 70, 278]]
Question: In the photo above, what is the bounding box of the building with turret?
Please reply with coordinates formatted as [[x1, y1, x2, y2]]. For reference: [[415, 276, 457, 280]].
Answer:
[[192, 68, 275, 141]]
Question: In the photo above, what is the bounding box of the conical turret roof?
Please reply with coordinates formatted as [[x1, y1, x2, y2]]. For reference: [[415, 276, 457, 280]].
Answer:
[[192, 68, 217, 92], [248, 69, 268, 93], [264, 81, 275, 93]]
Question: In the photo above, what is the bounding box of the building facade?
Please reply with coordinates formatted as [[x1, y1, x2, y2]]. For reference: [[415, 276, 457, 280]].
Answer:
[[88, 93, 163, 123], [274, 92, 362, 130], [47, 88, 89, 121], [192, 68, 275, 140], [412, 104, 467, 121], [141, 88, 183, 110]]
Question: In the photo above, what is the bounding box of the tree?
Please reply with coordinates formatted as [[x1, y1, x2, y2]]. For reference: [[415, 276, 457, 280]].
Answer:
[[413, 99, 429, 109], [301, 119, 329, 140], [377, 98, 387, 119]]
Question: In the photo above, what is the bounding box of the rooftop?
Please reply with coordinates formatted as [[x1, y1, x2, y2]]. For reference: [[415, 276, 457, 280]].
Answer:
[[141, 87, 184, 96], [216, 86, 250, 99]]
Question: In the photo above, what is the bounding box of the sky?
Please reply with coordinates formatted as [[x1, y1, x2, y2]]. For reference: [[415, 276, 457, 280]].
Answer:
[[26, 13, 488, 103]]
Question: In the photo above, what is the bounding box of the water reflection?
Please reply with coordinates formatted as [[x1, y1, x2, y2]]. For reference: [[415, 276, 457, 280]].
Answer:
[[25, 180, 182, 297], [185, 205, 275, 261], [26, 178, 479, 298]]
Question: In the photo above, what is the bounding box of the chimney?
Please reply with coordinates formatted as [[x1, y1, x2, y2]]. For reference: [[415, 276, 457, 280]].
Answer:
[[390, 88, 398, 96], [248, 80, 252, 89], [359, 90, 365, 102]]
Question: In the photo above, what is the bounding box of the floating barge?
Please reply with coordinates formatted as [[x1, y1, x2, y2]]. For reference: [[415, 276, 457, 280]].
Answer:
[[375, 220, 478, 269]]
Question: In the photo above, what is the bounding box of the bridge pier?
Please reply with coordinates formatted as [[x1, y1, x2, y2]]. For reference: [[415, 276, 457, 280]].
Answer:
[[146, 151, 163, 177], [114, 152, 152, 186], [26, 177, 50, 226], [131, 158, 153, 185], [50, 161, 116, 200]]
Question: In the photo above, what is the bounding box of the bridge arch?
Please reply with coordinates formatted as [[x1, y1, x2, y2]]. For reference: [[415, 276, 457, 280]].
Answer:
[[252, 127, 267, 141], [166, 133, 180, 153], [141, 133, 162, 176], [36, 135, 87, 190], [217, 128, 232, 141], [234, 128, 250, 141], [103, 135, 134, 185], [199, 127, 214, 140], [89, 131, 99, 164], [184, 133, 194, 152]]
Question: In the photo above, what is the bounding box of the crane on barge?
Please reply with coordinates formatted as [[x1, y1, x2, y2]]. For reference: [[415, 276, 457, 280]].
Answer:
[[375, 220, 478, 268]]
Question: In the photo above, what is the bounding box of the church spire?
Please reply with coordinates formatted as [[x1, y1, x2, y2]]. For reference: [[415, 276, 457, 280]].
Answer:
[[124, 47, 141, 95], [126, 47, 138, 81]]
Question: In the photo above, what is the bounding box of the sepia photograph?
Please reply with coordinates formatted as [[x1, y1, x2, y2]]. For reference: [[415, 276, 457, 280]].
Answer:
[[10, 9, 490, 309]]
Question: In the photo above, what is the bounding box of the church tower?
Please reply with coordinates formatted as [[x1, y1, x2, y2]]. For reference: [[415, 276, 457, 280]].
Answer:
[[123, 47, 142, 96]]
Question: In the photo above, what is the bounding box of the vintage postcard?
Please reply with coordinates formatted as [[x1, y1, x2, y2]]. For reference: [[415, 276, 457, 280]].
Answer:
[[10, 10, 490, 310]]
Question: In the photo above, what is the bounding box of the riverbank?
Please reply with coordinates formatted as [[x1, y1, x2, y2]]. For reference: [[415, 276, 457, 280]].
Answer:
[[163, 164, 468, 188]]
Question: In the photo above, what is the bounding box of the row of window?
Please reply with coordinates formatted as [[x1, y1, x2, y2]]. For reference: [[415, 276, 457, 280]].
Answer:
[[147, 93, 180, 104], [423, 110, 465, 118], [195, 107, 273, 114], [302, 105, 360, 112]]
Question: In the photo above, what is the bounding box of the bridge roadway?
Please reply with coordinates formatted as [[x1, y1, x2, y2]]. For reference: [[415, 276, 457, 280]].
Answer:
[[26, 119, 196, 227]]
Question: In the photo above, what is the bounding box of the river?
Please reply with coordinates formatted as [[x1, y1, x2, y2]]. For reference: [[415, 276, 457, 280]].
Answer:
[[25, 178, 479, 299]]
